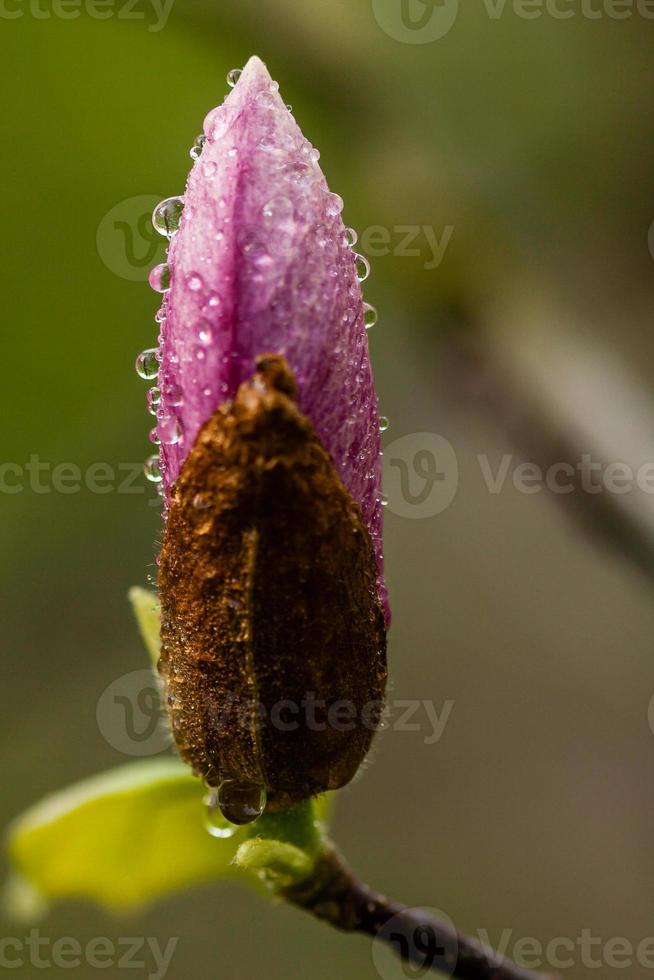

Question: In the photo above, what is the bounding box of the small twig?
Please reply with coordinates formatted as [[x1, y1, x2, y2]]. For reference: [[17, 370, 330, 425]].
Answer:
[[282, 847, 557, 980]]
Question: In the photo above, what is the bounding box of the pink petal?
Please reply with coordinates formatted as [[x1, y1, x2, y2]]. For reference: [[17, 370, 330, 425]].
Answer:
[[153, 56, 388, 622]]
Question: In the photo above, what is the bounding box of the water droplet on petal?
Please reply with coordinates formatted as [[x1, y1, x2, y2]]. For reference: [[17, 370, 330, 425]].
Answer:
[[152, 196, 184, 238], [354, 253, 370, 282], [197, 320, 213, 345], [344, 227, 358, 247], [202, 160, 217, 178], [326, 193, 344, 217], [226, 67, 242, 88], [149, 262, 170, 293], [363, 303, 378, 329], [204, 789, 239, 839], [189, 134, 206, 160], [256, 90, 276, 109], [144, 455, 162, 483], [149, 427, 161, 445], [163, 382, 183, 407], [147, 386, 161, 412], [135, 348, 159, 380], [187, 272, 205, 292], [217, 780, 267, 826], [379, 416, 389, 432], [159, 415, 183, 446], [380, 493, 389, 508], [262, 195, 294, 225]]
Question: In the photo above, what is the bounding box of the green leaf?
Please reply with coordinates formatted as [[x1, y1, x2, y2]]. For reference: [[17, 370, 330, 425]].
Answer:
[[128, 586, 161, 667], [5, 759, 331, 916], [6, 759, 237, 913]]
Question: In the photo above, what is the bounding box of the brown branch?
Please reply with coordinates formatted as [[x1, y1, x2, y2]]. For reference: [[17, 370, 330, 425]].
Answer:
[[282, 848, 557, 980]]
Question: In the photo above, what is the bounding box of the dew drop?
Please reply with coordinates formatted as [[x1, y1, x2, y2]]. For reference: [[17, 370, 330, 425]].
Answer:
[[159, 415, 183, 446], [193, 492, 212, 510], [135, 348, 159, 381], [226, 67, 242, 88], [197, 320, 213, 345], [144, 455, 162, 483], [363, 303, 378, 329], [217, 780, 267, 826], [147, 386, 161, 412], [262, 195, 294, 224], [379, 416, 390, 432], [326, 193, 344, 217], [154, 306, 166, 324], [380, 493, 389, 508], [163, 382, 184, 407], [313, 223, 329, 248], [189, 134, 206, 160], [354, 253, 370, 283], [344, 227, 358, 247], [187, 272, 205, 292], [152, 196, 184, 238], [149, 263, 170, 293], [204, 789, 238, 839], [258, 133, 276, 152], [149, 426, 161, 445], [255, 90, 276, 109]]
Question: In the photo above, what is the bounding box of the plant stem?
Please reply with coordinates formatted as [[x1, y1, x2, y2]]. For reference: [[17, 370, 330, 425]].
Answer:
[[282, 847, 558, 980]]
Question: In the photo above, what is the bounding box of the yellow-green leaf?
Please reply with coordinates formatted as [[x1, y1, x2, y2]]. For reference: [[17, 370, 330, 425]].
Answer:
[[128, 587, 161, 667]]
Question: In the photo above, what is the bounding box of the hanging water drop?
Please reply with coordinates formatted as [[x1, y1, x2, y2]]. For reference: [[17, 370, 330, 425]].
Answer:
[[363, 303, 378, 329], [217, 780, 267, 826], [135, 349, 159, 381], [379, 416, 390, 432], [354, 253, 370, 283], [326, 193, 344, 217], [189, 134, 206, 161], [344, 227, 358, 247], [152, 196, 184, 238], [204, 789, 238, 839], [147, 386, 161, 413], [144, 455, 162, 483], [149, 263, 170, 293], [226, 67, 242, 88]]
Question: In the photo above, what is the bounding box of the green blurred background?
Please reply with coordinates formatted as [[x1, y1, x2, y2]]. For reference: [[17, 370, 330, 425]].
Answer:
[[3, 1, 654, 977]]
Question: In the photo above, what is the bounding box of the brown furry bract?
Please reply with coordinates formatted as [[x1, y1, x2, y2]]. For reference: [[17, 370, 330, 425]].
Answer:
[[158, 354, 387, 812]]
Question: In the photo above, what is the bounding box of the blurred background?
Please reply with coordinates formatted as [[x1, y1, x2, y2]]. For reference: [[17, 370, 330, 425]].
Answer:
[[2, 1, 654, 977]]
